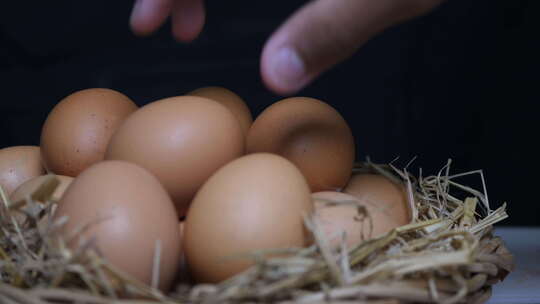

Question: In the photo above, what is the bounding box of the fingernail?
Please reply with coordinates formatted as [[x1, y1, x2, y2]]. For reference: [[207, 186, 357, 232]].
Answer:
[[269, 47, 309, 93]]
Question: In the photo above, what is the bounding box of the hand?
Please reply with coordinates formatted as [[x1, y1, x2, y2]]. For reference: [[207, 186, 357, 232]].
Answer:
[[130, 0, 205, 42], [130, 0, 443, 95]]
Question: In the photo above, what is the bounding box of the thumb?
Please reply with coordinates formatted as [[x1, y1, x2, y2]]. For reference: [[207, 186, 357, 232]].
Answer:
[[260, 0, 443, 95]]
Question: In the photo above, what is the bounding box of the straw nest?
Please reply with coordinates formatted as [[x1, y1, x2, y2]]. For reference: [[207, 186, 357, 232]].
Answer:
[[0, 159, 514, 304]]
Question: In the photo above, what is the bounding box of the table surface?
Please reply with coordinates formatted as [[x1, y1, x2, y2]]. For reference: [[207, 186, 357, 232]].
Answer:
[[488, 227, 540, 304]]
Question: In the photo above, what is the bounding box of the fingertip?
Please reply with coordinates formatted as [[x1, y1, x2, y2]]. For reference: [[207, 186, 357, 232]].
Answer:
[[260, 0, 398, 96], [172, 28, 200, 43], [260, 42, 313, 96], [129, 0, 172, 37], [171, 16, 205, 43], [129, 19, 154, 37], [129, 1, 148, 36], [171, 0, 206, 43]]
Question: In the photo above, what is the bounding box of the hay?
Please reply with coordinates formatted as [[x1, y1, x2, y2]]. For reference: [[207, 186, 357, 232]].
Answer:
[[0, 160, 514, 303]]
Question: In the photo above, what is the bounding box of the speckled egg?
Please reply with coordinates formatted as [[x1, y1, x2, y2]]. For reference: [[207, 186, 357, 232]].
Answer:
[[40, 88, 137, 176]]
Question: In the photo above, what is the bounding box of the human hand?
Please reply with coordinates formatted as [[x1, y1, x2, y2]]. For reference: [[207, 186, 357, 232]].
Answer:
[[130, 0, 205, 42], [130, 0, 443, 95]]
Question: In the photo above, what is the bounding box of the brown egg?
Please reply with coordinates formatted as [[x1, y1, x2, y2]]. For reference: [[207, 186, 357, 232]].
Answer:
[[312, 191, 406, 249], [54, 161, 181, 291], [184, 153, 313, 283], [188, 87, 252, 135], [105, 96, 244, 217], [0, 146, 45, 196], [40, 88, 138, 177], [246, 97, 355, 192], [344, 174, 410, 227], [10, 174, 73, 204]]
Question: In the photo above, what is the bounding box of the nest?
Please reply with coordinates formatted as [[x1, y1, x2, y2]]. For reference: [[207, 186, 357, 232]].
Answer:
[[0, 159, 514, 304]]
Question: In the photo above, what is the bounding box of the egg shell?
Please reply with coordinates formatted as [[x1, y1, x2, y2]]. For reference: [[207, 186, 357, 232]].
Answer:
[[188, 86, 253, 136], [0, 146, 45, 196], [246, 97, 355, 192], [10, 174, 73, 204], [312, 191, 406, 249], [54, 160, 182, 291], [344, 174, 410, 226], [184, 153, 313, 283], [105, 96, 245, 217], [40, 88, 138, 177]]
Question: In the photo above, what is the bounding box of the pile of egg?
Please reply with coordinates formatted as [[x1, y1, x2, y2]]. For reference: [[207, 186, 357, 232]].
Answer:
[[0, 87, 410, 290]]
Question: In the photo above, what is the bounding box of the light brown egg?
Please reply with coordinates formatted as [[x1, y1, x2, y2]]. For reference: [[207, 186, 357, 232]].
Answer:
[[188, 87, 252, 135], [344, 174, 410, 227], [54, 161, 182, 291], [246, 97, 355, 192], [0, 146, 45, 196], [105, 96, 244, 217], [10, 174, 73, 204], [312, 191, 406, 249], [184, 153, 313, 283], [40, 88, 138, 177]]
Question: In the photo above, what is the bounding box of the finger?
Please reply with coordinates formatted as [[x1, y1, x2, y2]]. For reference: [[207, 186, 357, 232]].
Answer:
[[171, 0, 206, 42], [261, 0, 443, 95], [130, 0, 174, 36]]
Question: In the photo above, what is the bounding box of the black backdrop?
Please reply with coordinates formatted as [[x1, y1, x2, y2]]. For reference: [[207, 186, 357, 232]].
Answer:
[[1, 1, 537, 225]]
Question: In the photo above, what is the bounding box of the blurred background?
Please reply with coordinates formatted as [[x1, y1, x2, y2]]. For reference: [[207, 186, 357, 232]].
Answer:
[[0, 1, 536, 225]]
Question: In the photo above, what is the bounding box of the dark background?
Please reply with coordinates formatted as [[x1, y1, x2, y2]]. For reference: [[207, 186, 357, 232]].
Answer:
[[0, 1, 537, 225]]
